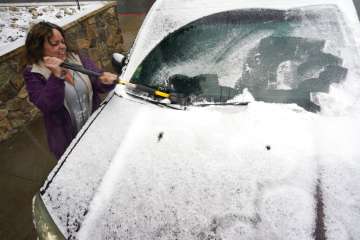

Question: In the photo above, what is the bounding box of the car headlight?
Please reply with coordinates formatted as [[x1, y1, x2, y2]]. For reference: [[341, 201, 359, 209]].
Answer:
[[32, 193, 65, 240]]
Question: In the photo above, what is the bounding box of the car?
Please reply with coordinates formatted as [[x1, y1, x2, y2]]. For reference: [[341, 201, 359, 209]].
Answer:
[[33, 0, 360, 239]]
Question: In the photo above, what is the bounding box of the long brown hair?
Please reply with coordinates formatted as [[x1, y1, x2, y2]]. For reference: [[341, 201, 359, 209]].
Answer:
[[25, 22, 69, 65]]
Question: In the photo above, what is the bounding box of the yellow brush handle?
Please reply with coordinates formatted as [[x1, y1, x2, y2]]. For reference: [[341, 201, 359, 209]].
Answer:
[[116, 79, 170, 99], [115, 79, 128, 85], [154, 91, 170, 98]]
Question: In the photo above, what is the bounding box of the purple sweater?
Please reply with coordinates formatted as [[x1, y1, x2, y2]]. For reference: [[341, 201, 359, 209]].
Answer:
[[23, 55, 115, 159]]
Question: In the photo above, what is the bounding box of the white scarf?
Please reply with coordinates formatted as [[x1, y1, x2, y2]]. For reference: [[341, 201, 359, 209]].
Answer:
[[31, 53, 94, 113]]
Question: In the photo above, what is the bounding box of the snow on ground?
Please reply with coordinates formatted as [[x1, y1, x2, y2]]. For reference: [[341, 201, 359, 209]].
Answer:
[[0, 1, 108, 56]]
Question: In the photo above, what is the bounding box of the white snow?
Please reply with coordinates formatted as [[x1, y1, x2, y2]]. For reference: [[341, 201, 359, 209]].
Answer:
[[76, 99, 360, 239], [77, 102, 318, 239], [0, 2, 107, 57]]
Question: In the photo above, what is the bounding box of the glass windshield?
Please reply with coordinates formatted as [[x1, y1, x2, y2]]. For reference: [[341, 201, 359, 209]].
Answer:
[[131, 5, 355, 112]]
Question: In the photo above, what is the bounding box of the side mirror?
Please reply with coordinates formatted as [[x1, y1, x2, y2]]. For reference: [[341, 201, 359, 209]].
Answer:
[[111, 53, 126, 74]]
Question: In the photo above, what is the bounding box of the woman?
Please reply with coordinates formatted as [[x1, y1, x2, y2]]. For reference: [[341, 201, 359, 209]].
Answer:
[[23, 21, 117, 159]]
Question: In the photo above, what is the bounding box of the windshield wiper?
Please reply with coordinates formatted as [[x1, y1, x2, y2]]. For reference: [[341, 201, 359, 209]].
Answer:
[[193, 101, 249, 107], [125, 91, 186, 110], [117, 80, 170, 98], [118, 80, 189, 105]]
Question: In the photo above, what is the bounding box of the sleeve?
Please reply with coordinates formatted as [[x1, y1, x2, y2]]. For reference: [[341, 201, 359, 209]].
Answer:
[[79, 55, 116, 93], [23, 68, 66, 114]]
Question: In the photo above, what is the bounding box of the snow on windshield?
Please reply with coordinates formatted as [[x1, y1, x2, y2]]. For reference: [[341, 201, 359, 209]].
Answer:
[[132, 5, 360, 115]]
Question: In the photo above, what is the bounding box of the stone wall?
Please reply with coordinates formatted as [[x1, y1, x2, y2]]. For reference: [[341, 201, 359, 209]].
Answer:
[[0, 2, 124, 142]]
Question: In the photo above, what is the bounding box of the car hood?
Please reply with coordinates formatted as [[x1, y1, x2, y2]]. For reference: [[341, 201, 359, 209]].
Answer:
[[40, 93, 360, 239]]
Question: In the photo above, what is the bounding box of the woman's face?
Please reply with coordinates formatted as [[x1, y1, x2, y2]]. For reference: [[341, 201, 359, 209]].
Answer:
[[43, 28, 67, 60]]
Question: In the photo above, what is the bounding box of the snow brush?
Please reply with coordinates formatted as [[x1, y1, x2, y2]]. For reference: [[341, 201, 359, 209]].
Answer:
[[60, 62, 171, 99]]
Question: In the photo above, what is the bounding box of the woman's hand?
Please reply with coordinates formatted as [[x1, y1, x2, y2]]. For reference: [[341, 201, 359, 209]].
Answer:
[[43, 56, 65, 78], [99, 72, 118, 85]]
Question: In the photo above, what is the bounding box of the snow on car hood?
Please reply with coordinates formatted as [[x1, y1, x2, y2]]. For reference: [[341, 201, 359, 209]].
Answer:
[[72, 100, 359, 239], [41, 91, 360, 239], [123, 0, 360, 82]]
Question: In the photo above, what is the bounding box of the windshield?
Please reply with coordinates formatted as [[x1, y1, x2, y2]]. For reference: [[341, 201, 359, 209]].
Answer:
[[131, 5, 358, 112]]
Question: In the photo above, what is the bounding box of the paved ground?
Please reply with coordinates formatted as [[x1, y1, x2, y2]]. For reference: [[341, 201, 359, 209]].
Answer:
[[0, 12, 145, 240], [0, 118, 56, 240]]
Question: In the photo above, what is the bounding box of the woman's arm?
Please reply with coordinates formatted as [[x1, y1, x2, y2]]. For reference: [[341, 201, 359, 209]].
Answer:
[[23, 68, 65, 114], [79, 55, 116, 93]]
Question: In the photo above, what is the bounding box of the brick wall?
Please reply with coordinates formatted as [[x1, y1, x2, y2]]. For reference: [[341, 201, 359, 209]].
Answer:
[[0, 2, 124, 142]]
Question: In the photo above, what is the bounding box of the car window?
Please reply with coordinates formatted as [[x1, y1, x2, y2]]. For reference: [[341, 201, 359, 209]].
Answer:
[[131, 5, 354, 112]]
